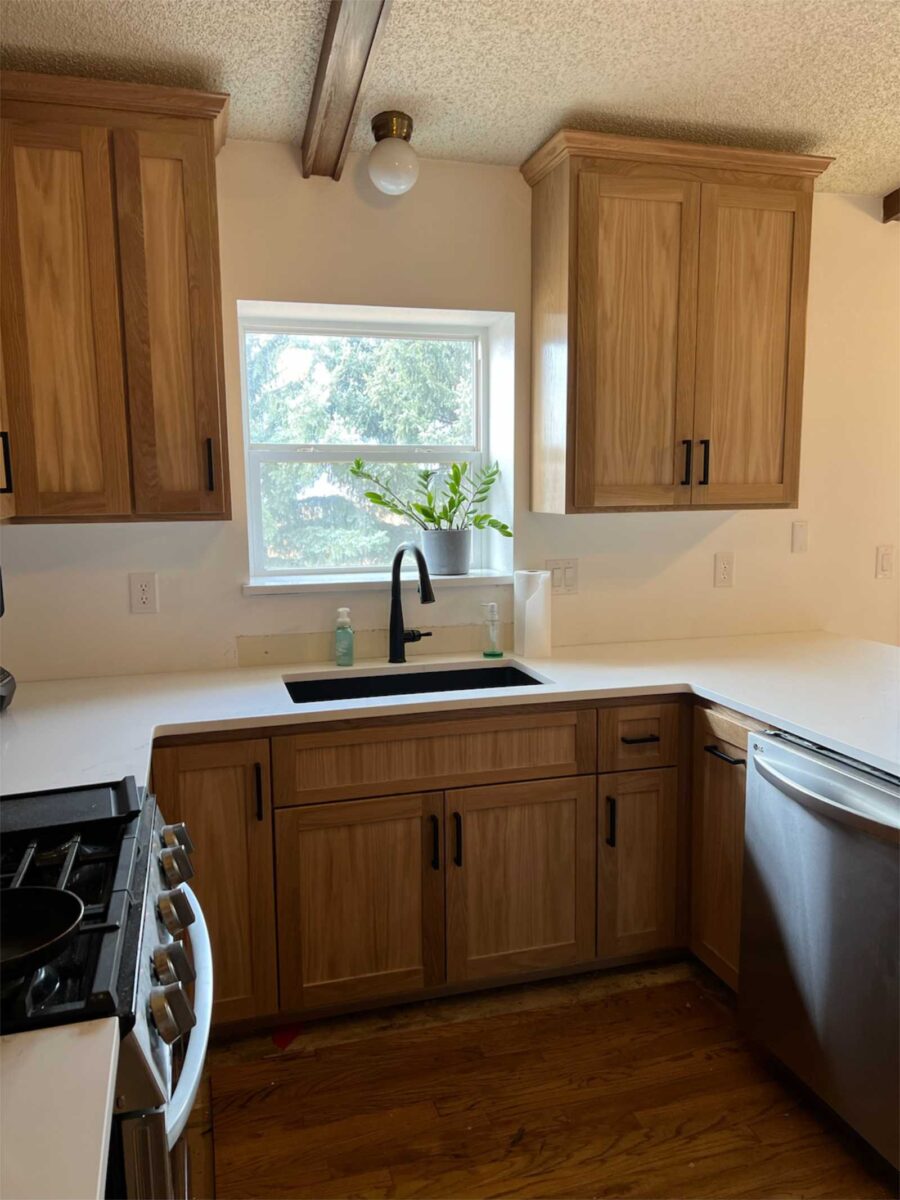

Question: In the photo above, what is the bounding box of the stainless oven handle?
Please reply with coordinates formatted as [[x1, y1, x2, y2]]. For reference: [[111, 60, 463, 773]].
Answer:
[[166, 884, 213, 1151], [753, 754, 900, 845]]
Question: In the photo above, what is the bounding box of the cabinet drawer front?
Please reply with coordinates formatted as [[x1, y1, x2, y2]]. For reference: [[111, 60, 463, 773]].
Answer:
[[276, 792, 444, 1010], [273, 710, 596, 806], [599, 703, 679, 772]]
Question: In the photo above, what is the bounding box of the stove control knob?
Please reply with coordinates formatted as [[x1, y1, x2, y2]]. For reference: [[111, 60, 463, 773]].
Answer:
[[159, 844, 194, 887], [157, 888, 195, 936], [161, 822, 194, 856], [149, 982, 196, 1045], [152, 940, 196, 987]]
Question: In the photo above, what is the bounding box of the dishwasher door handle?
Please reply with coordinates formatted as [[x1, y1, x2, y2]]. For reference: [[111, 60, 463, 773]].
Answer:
[[753, 754, 900, 846]]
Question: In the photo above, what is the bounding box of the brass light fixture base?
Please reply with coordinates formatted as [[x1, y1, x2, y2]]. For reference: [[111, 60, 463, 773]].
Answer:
[[371, 110, 413, 143]]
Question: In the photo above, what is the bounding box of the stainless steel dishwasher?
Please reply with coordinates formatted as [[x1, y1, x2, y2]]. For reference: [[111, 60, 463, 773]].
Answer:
[[741, 732, 899, 1168]]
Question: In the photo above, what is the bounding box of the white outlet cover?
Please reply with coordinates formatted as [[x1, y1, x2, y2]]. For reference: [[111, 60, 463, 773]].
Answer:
[[875, 544, 895, 580], [791, 521, 809, 553], [129, 572, 159, 614], [714, 551, 735, 588]]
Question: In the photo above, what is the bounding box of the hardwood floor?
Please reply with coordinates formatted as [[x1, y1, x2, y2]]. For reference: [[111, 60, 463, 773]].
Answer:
[[198, 964, 896, 1200]]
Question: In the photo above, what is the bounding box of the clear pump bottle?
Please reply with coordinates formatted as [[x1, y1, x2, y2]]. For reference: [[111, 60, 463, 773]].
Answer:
[[481, 602, 503, 658]]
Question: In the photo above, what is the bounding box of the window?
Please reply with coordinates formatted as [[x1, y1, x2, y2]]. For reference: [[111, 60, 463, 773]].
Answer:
[[241, 306, 490, 578]]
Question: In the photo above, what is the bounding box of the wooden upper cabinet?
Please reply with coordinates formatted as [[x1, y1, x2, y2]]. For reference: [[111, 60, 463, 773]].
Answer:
[[0, 71, 229, 521], [445, 776, 597, 983], [152, 739, 278, 1025], [523, 130, 832, 513], [114, 128, 227, 515], [574, 173, 698, 508], [692, 185, 810, 506], [0, 117, 130, 516]]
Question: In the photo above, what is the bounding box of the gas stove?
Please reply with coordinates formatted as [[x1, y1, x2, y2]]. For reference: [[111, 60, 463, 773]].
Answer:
[[0, 778, 213, 1198]]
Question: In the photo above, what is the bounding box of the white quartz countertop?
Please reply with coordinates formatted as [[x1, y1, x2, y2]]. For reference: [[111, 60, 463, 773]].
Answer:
[[0, 1017, 119, 1200], [1, 630, 898, 793]]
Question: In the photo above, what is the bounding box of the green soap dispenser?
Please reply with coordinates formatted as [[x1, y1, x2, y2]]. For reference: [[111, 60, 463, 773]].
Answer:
[[481, 601, 503, 658], [335, 606, 354, 667]]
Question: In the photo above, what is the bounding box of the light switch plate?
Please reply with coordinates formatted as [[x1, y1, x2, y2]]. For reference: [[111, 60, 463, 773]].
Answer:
[[546, 558, 578, 595], [875, 544, 895, 580], [791, 521, 808, 553], [714, 551, 735, 588]]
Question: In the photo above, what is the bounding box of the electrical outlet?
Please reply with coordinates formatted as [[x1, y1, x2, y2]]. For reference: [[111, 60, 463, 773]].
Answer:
[[546, 558, 578, 595], [791, 521, 808, 553], [875, 544, 895, 580], [129, 572, 159, 614], [714, 551, 735, 588]]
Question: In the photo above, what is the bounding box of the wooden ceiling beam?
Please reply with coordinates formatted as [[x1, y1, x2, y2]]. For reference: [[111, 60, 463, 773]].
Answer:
[[883, 188, 900, 223], [301, 0, 392, 180]]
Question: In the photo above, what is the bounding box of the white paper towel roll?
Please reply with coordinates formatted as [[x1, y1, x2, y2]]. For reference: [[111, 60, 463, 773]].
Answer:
[[514, 570, 552, 658]]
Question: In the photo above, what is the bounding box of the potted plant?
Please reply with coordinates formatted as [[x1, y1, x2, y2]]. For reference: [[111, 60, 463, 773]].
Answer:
[[349, 458, 512, 575]]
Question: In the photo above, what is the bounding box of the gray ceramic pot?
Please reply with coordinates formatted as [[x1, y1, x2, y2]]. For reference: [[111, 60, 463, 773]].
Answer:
[[420, 528, 472, 576]]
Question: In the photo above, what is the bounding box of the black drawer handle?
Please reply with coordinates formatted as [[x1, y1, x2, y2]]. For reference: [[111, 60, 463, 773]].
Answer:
[[621, 733, 660, 746], [453, 811, 463, 867], [205, 437, 215, 492], [253, 762, 264, 821], [704, 744, 746, 767], [605, 796, 617, 848], [429, 814, 440, 870], [680, 439, 692, 486], [0, 431, 12, 494], [698, 439, 710, 486]]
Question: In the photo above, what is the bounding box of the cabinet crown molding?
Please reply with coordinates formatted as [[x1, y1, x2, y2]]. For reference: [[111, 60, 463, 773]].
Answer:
[[0, 70, 230, 152], [521, 128, 834, 187]]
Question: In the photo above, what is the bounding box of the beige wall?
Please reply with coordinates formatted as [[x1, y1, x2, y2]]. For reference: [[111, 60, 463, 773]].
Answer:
[[1, 142, 897, 682]]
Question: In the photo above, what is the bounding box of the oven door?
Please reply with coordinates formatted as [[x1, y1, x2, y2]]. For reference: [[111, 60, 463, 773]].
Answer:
[[118, 885, 214, 1200]]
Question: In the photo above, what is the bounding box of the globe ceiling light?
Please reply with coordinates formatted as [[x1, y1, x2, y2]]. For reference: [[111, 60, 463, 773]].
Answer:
[[367, 110, 419, 195]]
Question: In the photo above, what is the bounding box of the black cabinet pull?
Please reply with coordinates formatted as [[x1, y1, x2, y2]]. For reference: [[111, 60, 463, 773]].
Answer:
[[253, 762, 264, 821], [704, 744, 746, 767], [429, 814, 440, 870], [205, 437, 215, 492], [698, 439, 710, 486], [605, 796, 617, 848], [680, 439, 692, 486], [621, 733, 660, 746], [453, 811, 463, 867], [0, 431, 12, 494]]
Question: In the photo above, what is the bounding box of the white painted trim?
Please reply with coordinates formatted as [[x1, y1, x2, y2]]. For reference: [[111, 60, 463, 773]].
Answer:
[[242, 569, 514, 596]]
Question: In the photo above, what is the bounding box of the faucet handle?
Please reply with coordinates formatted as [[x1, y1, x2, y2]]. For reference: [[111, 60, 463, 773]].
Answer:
[[404, 629, 433, 644]]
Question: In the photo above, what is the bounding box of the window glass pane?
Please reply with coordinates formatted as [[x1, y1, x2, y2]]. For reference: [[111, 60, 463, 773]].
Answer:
[[246, 332, 476, 447], [259, 461, 437, 571]]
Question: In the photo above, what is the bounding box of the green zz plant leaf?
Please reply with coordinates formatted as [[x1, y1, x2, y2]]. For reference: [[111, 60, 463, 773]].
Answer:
[[349, 457, 513, 536]]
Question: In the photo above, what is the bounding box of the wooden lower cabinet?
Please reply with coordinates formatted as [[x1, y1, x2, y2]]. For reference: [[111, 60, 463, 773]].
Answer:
[[598, 768, 679, 957], [152, 740, 278, 1024], [445, 776, 597, 983], [691, 709, 751, 988], [276, 792, 445, 1010]]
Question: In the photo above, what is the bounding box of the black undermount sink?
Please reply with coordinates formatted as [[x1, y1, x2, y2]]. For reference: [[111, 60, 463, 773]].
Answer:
[[284, 665, 544, 704]]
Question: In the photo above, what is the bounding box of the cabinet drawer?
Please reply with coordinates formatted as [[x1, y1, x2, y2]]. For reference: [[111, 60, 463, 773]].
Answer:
[[598, 703, 679, 772], [273, 709, 597, 806]]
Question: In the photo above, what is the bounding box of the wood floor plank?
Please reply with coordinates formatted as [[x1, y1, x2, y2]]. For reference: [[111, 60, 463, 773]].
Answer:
[[210, 974, 895, 1200]]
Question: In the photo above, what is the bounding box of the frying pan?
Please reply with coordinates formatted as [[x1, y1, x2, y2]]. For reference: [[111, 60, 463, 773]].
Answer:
[[1, 886, 85, 981]]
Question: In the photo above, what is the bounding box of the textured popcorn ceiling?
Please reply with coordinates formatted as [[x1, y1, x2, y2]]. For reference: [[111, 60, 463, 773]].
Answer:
[[2, 0, 898, 193]]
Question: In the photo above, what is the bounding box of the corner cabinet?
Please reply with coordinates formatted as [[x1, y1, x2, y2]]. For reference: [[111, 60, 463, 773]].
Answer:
[[0, 71, 230, 521], [523, 130, 831, 512]]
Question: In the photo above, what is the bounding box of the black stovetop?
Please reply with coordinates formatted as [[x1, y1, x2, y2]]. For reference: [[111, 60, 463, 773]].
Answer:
[[0, 778, 153, 1034]]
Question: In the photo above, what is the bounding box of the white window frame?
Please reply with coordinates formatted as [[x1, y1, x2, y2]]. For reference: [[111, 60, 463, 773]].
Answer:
[[239, 310, 490, 579]]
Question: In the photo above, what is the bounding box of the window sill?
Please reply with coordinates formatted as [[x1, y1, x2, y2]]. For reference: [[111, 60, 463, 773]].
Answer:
[[242, 569, 514, 596]]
